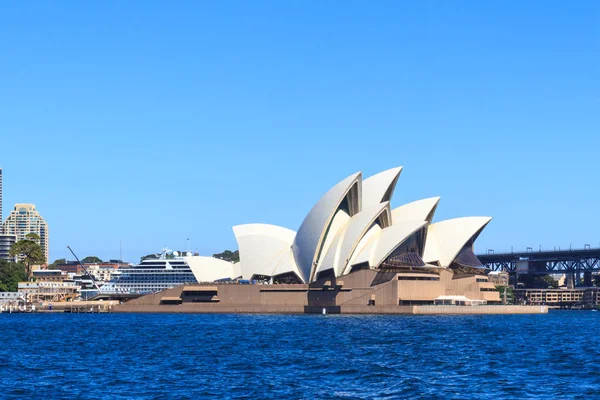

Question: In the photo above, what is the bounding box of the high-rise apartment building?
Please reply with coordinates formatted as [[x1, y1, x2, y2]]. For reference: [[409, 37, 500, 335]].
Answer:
[[0, 168, 15, 261], [0, 168, 14, 262], [0, 168, 3, 231], [0, 234, 16, 261], [2, 204, 49, 263]]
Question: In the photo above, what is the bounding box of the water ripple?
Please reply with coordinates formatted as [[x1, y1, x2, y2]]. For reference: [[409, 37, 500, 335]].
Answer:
[[1, 312, 598, 399]]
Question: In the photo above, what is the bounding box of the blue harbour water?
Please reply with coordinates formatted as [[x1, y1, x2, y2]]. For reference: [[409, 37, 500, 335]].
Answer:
[[2, 311, 599, 399]]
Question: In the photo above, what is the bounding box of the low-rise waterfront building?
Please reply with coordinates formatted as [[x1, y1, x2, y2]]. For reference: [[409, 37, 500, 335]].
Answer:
[[32, 269, 66, 281], [19, 270, 101, 302], [54, 262, 125, 280], [515, 287, 600, 307], [584, 288, 600, 305], [18, 282, 38, 297], [86, 263, 121, 282], [18, 281, 79, 303], [71, 273, 101, 300], [53, 261, 84, 275], [488, 271, 509, 286], [0, 292, 22, 303]]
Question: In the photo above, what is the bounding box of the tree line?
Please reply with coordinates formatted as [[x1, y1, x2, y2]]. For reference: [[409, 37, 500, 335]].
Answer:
[[213, 250, 239, 262], [0, 233, 45, 292]]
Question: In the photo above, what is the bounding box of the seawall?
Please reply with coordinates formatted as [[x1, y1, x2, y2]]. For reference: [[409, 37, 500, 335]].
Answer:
[[113, 304, 548, 315]]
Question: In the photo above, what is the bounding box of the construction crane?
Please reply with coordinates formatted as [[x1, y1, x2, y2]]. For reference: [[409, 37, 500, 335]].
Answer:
[[67, 246, 103, 293]]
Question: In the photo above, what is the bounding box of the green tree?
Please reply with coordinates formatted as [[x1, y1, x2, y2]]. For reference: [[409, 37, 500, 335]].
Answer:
[[519, 274, 559, 289], [9, 235, 46, 279], [541, 274, 558, 289], [495, 285, 515, 304], [82, 256, 103, 264], [213, 250, 239, 262], [48, 258, 67, 269], [140, 253, 159, 262], [26, 233, 40, 241], [0, 260, 27, 292]]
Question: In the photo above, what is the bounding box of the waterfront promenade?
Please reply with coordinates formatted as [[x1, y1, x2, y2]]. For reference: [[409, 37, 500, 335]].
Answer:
[[1, 300, 118, 313]]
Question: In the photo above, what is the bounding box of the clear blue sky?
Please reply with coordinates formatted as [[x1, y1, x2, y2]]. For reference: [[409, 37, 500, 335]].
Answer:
[[1, 1, 598, 262]]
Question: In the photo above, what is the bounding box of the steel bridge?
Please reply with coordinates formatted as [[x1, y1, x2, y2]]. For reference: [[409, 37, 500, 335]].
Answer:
[[478, 248, 600, 277]]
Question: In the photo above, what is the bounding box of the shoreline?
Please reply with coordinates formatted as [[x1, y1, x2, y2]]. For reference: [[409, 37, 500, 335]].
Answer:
[[112, 304, 548, 315]]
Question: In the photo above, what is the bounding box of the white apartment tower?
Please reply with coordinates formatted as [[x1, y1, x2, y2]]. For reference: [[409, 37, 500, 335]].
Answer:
[[2, 204, 49, 263]]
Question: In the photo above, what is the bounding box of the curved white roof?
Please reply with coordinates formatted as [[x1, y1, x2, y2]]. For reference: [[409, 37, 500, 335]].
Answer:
[[314, 228, 343, 278], [349, 221, 428, 270], [233, 224, 296, 280], [184, 256, 236, 283], [318, 202, 391, 278], [348, 231, 380, 267], [292, 172, 362, 283], [392, 197, 440, 225], [232, 262, 242, 279], [347, 223, 382, 268], [362, 167, 402, 210], [368, 221, 428, 269], [271, 247, 304, 281], [318, 209, 351, 267], [422, 217, 492, 267]]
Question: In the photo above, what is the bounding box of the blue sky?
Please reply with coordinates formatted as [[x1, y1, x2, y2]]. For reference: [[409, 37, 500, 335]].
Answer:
[[1, 1, 598, 262]]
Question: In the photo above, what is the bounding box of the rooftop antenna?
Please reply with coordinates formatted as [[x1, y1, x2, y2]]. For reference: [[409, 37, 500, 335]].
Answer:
[[120, 238, 123, 263], [67, 245, 102, 293]]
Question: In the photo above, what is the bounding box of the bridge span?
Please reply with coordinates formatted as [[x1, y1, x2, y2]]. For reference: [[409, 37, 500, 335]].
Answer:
[[478, 248, 600, 276]]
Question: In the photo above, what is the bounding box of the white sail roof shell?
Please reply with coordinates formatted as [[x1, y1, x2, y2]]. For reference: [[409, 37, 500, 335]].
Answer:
[[317, 209, 351, 267], [184, 256, 236, 283], [271, 247, 304, 281], [292, 172, 362, 283], [232, 262, 242, 280], [422, 217, 492, 267], [314, 229, 343, 277], [369, 221, 428, 268], [392, 197, 440, 225], [347, 223, 382, 268], [318, 202, 391, 278], [230, 168, 493, 283], [362, 167, 402, 210], [350, 221, 428, 269], [348, 231, 380, 267], [233, 224, 296, 280]]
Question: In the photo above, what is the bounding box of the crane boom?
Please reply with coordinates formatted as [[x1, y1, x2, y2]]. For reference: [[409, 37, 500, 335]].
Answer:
[[66, 246, 103, 293]]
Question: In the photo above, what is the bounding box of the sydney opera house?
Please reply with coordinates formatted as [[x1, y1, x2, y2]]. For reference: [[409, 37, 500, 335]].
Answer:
[[112, 166, 532, 314]]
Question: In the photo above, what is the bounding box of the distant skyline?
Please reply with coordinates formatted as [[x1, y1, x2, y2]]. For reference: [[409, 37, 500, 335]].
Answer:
[[1, 1, 599, 262]]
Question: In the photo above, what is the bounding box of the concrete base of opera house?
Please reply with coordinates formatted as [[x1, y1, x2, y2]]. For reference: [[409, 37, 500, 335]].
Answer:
[[112, 268, 547, 315], [113, 303, 547, 315]]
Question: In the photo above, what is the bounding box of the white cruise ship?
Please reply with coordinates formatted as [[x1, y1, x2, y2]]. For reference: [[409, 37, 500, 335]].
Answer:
[[100, 249, 239, 295]]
